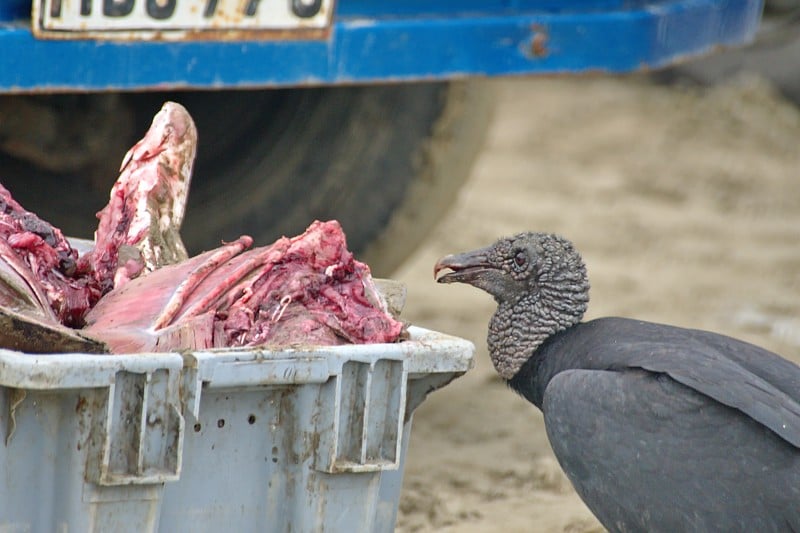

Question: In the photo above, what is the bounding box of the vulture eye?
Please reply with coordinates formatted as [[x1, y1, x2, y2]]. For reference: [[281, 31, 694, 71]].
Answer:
[[512, 249, 528, 272]]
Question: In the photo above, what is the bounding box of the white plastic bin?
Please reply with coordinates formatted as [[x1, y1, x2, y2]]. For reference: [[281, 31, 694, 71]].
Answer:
[[0, 326, 473, 532]]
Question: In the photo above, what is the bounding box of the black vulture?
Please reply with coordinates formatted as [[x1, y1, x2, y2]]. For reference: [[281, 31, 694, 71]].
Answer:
[[434, 232, 800, 532]]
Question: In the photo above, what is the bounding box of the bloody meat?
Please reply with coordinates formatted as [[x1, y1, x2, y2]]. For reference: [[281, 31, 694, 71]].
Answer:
[[84, 220, 405, 353], [81, 100, 197, 294], [0, 102, 404, 354], [0, 183, 98, 327]]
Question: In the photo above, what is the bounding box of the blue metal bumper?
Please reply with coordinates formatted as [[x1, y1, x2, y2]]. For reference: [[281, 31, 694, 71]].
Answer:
[[0, 0, 764, 92]]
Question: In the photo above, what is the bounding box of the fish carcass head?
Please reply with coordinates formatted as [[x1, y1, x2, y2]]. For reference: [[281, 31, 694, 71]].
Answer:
[[119, 101, 197, 228], [90, 101, 198, 293]]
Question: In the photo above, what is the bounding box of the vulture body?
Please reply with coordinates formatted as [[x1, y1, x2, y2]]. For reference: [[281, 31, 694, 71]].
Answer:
[[435, 232, 800, 532]]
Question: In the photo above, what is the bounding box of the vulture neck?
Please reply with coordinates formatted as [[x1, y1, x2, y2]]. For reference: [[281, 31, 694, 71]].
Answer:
[[488, 279, 587, 384], [504, 324, 586, 410]]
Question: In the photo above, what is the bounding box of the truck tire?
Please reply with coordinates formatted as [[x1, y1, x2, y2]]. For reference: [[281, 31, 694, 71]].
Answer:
[[0, 81, 493, 276]]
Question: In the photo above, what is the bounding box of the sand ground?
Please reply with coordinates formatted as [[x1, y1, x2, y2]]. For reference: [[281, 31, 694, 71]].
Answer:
[[393, 74, 800, 532]]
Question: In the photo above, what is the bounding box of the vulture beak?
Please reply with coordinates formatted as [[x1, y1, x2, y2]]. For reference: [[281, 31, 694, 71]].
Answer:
[[434, 245, 494, 285]]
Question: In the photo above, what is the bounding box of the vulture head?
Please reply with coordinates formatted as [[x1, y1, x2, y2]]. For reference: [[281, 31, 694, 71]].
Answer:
[[434, 232, 590, 379]]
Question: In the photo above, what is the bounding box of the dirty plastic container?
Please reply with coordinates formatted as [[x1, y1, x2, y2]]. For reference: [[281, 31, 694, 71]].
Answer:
[[0, 326, 473, 532]]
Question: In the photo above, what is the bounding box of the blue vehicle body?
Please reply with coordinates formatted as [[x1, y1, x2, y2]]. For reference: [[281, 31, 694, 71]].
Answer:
[[0, 0, 764, 92]]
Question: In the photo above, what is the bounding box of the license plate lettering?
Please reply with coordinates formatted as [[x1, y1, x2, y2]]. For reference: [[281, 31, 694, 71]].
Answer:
[[243, 0, 260, 17], [145, 0, 177, 20], [203, 0, 218, 17], [104, 0, 134, 17], [50, 0, 252, 21], [34, 0, 334, 39]]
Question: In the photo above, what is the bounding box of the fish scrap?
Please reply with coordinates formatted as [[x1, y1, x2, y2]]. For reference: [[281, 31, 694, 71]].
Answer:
[[0, 102, 405, 354]]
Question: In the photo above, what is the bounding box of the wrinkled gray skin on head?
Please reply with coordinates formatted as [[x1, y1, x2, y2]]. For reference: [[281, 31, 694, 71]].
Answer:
[[435, 232, 590, 379]]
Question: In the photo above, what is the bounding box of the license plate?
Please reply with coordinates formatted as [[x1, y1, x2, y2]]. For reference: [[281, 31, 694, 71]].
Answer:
[[32, 0, 335, 40]]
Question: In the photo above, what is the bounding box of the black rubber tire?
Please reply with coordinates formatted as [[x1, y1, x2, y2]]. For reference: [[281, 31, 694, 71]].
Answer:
[[0, 82, 493, 276]]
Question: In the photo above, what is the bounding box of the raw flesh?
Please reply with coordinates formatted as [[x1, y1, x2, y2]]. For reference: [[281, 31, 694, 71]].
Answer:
[[84, 221, 405, 353], [0, 183, 98, 327], [0, 101, 404, 354], [81, 100, 196, 294]]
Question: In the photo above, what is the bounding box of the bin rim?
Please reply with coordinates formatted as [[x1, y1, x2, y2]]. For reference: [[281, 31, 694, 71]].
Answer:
[[0, 326, 474, 390]]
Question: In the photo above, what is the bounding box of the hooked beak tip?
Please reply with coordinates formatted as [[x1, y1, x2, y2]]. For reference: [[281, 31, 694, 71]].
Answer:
[[433, 255, 455, 280], [433, 250, 491, 285]]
